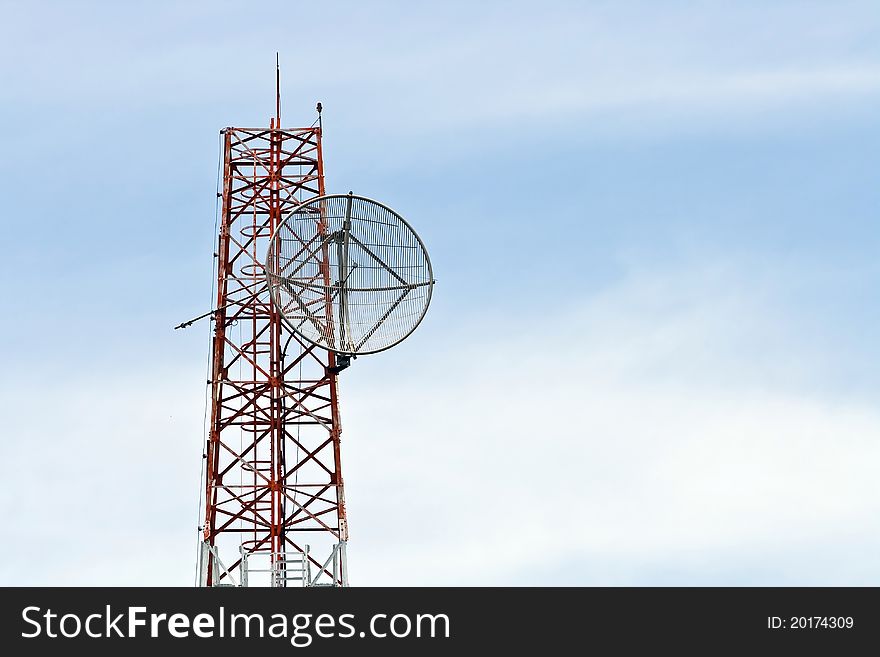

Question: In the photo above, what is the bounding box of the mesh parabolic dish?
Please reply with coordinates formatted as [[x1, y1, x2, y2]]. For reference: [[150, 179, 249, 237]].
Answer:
[[266, 194, 434, 355]]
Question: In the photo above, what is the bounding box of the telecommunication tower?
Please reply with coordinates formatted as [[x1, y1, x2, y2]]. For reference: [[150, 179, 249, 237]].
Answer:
[[184, 61, 434, 587]]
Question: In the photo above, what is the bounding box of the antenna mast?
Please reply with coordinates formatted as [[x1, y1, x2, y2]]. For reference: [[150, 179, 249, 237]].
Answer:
[[275, 52, 281, 127]]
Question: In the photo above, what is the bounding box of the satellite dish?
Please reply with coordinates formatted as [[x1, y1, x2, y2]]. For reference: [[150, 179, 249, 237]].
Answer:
[[266, 193, 434, 355]]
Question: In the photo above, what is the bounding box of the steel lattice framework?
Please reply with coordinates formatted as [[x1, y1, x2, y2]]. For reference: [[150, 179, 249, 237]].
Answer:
[[198, 115, 349, 587]]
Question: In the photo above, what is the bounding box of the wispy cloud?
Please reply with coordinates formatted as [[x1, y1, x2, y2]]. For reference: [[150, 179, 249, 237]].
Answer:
[[342, 260, 880, 585], [2, 2, 878, 134]]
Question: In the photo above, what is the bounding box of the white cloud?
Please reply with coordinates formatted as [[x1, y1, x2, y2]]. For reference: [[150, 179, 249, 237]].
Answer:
[[0, 256, 880, 585], [1, 256, 876, 587], [0, 367, 203, 586], [341, 261, 880, 584]]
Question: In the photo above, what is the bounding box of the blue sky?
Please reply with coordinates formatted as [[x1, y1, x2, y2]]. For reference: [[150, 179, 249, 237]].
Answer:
[[0, 1, 878, 585]]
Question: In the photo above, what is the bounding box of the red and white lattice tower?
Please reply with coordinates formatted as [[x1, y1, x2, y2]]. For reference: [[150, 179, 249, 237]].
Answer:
[[198, 77, 348, 587]]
